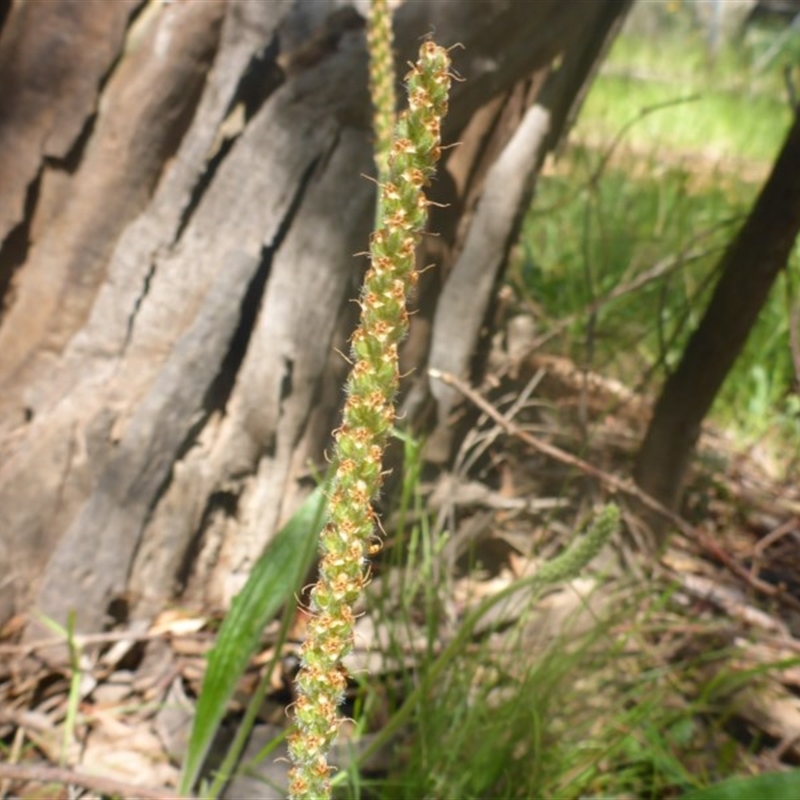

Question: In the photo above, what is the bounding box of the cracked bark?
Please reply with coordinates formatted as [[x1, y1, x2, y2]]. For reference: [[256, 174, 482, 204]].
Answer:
[[0, 0, 631, 646]]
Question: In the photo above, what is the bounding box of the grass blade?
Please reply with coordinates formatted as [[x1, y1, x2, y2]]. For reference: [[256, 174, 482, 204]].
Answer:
[[180, 485, 326, 795], [681, 770, 800, 800]]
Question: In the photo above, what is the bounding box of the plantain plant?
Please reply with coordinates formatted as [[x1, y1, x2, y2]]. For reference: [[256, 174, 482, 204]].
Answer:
[[183, 4, 619, 798], [286, 9, 453, 797]]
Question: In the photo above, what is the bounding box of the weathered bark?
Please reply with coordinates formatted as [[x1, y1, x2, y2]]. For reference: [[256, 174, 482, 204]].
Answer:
[[423, 0, 633, 460], [635, 106, 800, 526], [0, 0, 631, 640]]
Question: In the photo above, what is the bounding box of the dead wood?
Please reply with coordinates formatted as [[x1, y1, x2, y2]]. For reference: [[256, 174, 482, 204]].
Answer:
[[0, 0, 633, 647]]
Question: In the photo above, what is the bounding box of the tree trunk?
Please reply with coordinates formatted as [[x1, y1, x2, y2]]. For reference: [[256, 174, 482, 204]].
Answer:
[[635, 105, 800, 527], [0, 0, 631, 639]]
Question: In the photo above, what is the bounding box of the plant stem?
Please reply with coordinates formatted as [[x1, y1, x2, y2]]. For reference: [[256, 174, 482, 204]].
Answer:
[[287, 39, 451, 800]]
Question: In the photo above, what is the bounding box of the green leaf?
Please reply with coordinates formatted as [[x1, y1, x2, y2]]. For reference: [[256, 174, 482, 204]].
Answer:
[[681, 770, 800, 800], [179, 485, 326, 795]]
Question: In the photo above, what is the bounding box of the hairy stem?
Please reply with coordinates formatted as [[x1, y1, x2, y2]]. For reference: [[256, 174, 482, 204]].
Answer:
[[287, 39, 451, 800]]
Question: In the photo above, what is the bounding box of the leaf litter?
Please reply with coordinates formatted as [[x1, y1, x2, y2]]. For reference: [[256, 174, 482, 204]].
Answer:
[[2, 312, 800, 797]]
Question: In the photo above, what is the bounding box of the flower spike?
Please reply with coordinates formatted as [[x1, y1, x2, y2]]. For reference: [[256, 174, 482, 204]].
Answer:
[[287, 33, 451, 800]]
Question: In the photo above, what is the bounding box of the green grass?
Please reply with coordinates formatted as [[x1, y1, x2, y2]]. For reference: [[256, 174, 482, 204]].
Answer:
[[580, 75, 790, 165], [512, 14, 800, 458], [338, 542, 766, 800], [319, 437, 744, 799], [580, 11, 797, 163], [180, 429, 794, 800], [513, 148, 747, 379]]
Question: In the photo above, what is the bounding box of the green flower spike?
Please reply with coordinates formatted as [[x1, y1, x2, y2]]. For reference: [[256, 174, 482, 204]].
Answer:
[[367, 0, 397, 182], [532, 504, 620, 588], [287, 40, 451, 800]]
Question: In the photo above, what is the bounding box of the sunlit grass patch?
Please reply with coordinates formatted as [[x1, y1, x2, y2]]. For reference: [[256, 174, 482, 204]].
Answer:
[[514, 137, 800, 458], [577, 9, 796, 166]]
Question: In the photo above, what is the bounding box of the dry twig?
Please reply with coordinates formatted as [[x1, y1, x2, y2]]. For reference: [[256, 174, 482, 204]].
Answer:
[[429, 367, 694, 536], [430, 367, 800, 616], [0, 764, 186, 800]]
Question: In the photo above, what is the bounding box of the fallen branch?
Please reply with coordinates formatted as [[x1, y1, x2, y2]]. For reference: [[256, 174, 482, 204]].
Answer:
[[429, 367, 695, 537], [0, 764, 187, 800], [429, 368, 800, 617]]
